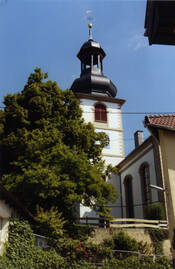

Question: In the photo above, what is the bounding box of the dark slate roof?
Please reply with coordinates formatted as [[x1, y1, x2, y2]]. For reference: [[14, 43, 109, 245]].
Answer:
[[77, 39, 106, 62], [71, 72, 117, 98], [71, 35, 117, 98]]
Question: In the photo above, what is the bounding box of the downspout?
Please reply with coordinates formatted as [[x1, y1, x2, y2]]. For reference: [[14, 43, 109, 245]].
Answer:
[[119, 172, 123, 218]]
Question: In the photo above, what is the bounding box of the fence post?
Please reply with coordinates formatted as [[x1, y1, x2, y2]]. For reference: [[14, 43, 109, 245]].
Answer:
[[138, 252, 141, 259], [153, 254, 155, 263], [106, 220, 110, 228]]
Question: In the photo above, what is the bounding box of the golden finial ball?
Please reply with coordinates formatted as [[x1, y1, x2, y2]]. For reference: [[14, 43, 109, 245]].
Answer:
[[88, 23, 92, 29]]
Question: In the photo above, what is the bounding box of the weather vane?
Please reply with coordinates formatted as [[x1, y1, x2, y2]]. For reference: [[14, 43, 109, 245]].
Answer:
[[88, 23, 93, 40], [86, 10, 95, 40]]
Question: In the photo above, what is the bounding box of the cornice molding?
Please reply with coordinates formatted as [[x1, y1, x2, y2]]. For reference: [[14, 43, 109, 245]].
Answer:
[[75, 93, 125, 106]]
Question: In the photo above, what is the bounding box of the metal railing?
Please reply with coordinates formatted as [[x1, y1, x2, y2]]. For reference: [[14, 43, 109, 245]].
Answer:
[[34, 233, 48, 249]]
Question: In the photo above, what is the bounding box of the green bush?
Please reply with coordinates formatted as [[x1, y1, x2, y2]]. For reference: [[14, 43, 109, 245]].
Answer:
[[87, 243, 114, 263], [103, 238, 115, 249], [3, 218, 64, 269], [0, 256, 15, 269], [5, 218, 36, 269], [103, 256, 172, 269], [146, 202, 165, 220], [67, 260, 99, 269], [33, 249, 65, 269], [65, 223, 94, 241], [148, 228, 169, 254], [35, 206, 66, 238], [113, 231, 138, 251]]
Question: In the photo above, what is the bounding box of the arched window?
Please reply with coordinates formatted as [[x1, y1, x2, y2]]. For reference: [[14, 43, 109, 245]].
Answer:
[[124, 175, 134, 218], [95, 103, 107, 122], [140, 163, 151, 216]]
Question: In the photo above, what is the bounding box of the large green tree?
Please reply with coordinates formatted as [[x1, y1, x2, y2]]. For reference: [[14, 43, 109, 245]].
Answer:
[[0, 68, 117, 220]]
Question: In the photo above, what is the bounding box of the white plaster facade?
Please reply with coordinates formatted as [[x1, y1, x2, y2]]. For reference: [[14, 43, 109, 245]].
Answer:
[[79, 96, 125, 166], [0, 200, 14, 255], [118, 141, 159, 219], [76, 93, 125, 220], [107, 173, 123, 218]]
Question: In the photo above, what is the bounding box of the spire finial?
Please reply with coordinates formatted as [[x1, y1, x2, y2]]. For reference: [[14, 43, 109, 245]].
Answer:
[[88, 23, 93, 40]]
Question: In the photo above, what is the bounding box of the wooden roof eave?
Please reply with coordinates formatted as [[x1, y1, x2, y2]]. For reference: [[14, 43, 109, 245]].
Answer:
[[0, 184, 36, 223]]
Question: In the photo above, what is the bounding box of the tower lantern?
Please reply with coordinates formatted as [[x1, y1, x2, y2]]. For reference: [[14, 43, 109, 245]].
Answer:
[[71, 24, 117, 98]]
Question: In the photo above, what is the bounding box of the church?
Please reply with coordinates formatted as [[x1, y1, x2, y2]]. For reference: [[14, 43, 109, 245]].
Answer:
[[70, 24, 170, 226]]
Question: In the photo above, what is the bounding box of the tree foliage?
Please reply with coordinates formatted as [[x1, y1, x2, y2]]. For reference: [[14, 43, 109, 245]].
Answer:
[[146, 202, 165, 221], [35, 206, 66, 238], [0, 68, 117, 220]]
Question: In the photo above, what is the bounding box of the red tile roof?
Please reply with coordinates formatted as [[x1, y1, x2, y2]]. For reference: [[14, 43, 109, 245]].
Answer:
[[145, 114, 175, 130]]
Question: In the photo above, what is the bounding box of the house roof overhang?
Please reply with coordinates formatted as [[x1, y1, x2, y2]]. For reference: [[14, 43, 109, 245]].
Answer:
[[145, 0, 175, 45], [144, 115, 175, 140], [0, 184, 35, 223]]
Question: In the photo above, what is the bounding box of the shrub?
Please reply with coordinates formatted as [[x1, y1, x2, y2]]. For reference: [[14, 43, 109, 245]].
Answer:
[[5, 218, 36, 269], [33, 249, 64, 269], [3, 218, 65, 269], [103, 238, 115, 249], [138, 241, 153, 254], [146, 202, 165, 220], [56, 237, 89, 262], [148, 228, 169, 254], [36, 206, 66, 239], [103, 256, 173, 269], [0, 256, 15, 269], [86, 243, 114, 263], [65, 223, 94, 241], [113, 231, 138, 251]]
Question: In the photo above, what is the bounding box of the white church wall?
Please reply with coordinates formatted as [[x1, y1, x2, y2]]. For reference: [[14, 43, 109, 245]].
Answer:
[[79, 98, 124, 166], [120, 145, 159, 219], [77, 96, 125, 221], [103, 156, 124, 167], [108, 173, 123, 218], [79, 204, 99, 223]]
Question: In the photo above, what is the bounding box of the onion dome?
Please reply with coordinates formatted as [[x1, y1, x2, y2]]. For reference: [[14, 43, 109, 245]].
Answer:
[[70, 24, 117, 98]]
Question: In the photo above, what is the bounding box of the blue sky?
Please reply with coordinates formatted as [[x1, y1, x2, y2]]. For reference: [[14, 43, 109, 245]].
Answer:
[[0, 0, 175, 155]]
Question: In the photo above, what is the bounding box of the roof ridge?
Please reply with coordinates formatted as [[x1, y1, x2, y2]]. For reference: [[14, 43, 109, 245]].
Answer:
[[149, 114, 175, 118]]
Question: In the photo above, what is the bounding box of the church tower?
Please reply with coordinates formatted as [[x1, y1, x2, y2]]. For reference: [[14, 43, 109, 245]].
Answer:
[[71, 24, 125, 166]]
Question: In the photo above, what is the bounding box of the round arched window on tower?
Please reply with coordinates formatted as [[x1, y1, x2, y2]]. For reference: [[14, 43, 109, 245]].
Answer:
[[95, 103, 107, 122]]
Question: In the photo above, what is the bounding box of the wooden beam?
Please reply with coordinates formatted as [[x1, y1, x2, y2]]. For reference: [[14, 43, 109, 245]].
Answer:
[[110, 224, 162, 229]]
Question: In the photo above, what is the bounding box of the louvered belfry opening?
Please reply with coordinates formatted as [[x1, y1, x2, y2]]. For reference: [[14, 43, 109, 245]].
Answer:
[[95, 103, 107, 122]]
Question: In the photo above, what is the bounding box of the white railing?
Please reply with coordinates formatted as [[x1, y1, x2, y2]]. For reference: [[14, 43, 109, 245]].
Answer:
[[78, 217, 168, 229], [111, 218, 168, 229]]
